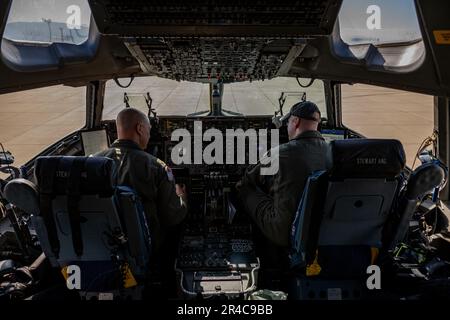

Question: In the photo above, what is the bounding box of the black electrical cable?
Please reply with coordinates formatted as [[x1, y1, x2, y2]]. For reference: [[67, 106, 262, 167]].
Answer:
[[0, 201, 5, 219], [296, 76, 315, 88], [114, 75, 135, 89], [411, 134, 435, 171], [430, 205, 438, 235], [0, 143, 13, 177]]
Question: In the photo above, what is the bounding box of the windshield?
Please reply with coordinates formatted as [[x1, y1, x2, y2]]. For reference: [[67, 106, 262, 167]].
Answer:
[[102, 77, 326, 119]]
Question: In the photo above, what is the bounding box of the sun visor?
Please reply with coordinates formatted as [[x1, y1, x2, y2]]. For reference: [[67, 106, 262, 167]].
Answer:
[[88, 0, 342, 37]]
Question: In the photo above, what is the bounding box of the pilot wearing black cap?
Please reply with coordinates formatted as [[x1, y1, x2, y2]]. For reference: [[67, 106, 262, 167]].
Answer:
[[239, 100, 331, 269], [280, 100, 322, 129]]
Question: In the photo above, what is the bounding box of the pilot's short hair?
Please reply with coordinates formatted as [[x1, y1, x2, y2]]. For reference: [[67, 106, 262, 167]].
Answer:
[[116, 108, 149, 131]]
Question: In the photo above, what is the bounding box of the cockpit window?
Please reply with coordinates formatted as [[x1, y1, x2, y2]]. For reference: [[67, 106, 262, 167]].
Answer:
[[3, 0, 91, 45], [338, 0, 422, 45], [334, 0, 425, 70], [102, 77, 326, 120]]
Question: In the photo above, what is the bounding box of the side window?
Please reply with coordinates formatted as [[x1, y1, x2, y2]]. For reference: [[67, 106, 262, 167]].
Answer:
[[341, 84, 434, 167], [335, 0, 425, 70], [338, 0, 422, 46], [3, 0, 91, 45]]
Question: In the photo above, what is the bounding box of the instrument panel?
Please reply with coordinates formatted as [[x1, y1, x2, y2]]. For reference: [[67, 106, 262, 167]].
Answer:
[[154, 116, 276, 297], [157, 116, 282, 170], [159, 116, 274, 135]]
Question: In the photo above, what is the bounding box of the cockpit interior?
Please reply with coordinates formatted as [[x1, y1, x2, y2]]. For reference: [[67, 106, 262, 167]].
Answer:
[[0, 0, 449, 301]]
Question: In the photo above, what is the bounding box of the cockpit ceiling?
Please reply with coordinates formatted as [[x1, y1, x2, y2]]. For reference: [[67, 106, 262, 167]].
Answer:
[[88, 0, 342, 37], [2, 0, 450, 96]]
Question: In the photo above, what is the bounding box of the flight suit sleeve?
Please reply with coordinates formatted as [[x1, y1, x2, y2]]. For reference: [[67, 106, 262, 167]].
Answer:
[[239, 150, 291, 247], [154, 162, 188, 227]]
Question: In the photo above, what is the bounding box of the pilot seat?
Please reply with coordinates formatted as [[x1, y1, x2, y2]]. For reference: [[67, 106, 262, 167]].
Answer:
[[289, 139, 406, 300], [4, 156, 152, 300]]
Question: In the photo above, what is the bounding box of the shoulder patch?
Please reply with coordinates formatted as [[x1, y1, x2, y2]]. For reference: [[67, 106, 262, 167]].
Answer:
[[156, 158, 167, 167], [156, 158, 174, 182]]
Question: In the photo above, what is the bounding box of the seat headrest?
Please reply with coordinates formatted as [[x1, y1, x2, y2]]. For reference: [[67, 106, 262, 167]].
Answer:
[[330, 139, 406, 179], [34, 156, 116, 196], [4, 178, 40, 215]]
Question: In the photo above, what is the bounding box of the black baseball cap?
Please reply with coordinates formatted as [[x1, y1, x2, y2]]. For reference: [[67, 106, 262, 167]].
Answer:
[[280, 101, 321, 124]]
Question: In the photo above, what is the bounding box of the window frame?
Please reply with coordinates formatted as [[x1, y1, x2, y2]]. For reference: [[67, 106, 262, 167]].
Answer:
[[1, 0, 99, 72]]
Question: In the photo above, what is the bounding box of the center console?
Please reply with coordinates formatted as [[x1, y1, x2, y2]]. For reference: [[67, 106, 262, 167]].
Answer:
[[174, 170, 259, 298], [156, 117, 276, 298]]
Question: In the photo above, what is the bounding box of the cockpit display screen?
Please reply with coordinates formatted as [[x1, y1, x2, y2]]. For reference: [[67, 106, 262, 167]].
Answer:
[[321, 129, 346, 143], [80, 129, 110, 156]]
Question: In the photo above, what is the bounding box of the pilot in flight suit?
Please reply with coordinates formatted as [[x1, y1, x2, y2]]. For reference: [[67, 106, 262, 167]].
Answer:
[[96, 108, 187, 254], [239, 101, 331, 270]]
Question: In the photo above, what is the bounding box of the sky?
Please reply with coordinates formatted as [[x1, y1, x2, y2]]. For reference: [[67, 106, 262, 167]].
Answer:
[[339, 0, 422, 44], [7, 0, 91, 26]]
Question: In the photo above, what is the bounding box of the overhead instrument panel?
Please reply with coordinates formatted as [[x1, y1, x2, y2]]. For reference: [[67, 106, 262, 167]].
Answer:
[[124, 38, 295, 82], [88, 0, 343, 37], [88, 0, 342, 82]]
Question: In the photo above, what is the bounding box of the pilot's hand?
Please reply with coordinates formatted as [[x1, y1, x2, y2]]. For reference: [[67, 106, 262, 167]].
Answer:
[[176, 183, 188, 204], [176, 183, 186, 196], [235, 180, 243, 191]]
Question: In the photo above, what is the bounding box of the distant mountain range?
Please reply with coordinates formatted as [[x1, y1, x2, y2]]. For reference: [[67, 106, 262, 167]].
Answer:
[[4, 21, 89, 44]]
